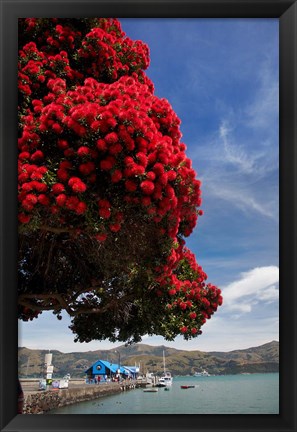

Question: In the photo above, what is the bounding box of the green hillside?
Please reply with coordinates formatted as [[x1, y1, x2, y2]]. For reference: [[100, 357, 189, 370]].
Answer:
[[18, 341, 279, 378]]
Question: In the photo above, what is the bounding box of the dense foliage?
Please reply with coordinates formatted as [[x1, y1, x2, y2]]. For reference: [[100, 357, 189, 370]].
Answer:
[[18, 18, 223, 343]]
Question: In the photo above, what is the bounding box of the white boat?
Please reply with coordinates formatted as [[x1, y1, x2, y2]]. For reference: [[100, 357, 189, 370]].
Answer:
[[156, 351, 173, 387], [194, 369, 210, 377]]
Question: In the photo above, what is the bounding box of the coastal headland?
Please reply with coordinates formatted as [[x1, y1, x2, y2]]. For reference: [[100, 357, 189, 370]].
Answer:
[[19, 341, 279, 378]]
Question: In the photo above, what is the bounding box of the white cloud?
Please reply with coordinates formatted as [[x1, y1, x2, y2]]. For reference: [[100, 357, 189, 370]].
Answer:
[[136, 314, 279, 352], [221, 266, 279, 314], [205, 177, 277, 221], [219, 121, 256, 174], [182, 315, 279, 352], [191, 110, 279, 221], [245, 58, 279, 130], [189, 52, 279, 223], [257, 285, 279, 302]]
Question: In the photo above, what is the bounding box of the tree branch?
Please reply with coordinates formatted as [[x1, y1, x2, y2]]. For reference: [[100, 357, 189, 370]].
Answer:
[[38, 225, 77, 234], [18, 292, 135, 317]]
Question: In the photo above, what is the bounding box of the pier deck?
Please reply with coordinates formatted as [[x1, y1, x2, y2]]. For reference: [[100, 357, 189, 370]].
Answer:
[[20, 379, 138, 414]]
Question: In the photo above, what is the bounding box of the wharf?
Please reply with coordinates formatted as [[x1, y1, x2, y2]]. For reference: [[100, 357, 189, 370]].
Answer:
[[20, 379, 138, 414]]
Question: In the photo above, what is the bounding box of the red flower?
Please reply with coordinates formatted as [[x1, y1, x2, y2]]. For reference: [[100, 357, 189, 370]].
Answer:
[[52, 123, 63, 134], [100, 157, 116, 171], [65, 196, 80, 210], [56, 194, 67, 206], [77, 146, 90, 157], [19, 152, 30, 161], [109, 223, 121, 232], [98, 199, 111, 208], [146, 171, 156, 181], [25, 194, 38, 205], [105, 132, 118, 145], [95, 233, 107, 242], [57, 169, 69, 182], [18, 172, 29, 183], [69, 179, 87, 193], [109, 143, 123, 155], [189, 312, 197, 320], [191, 328, 198, 335], [99, 207, 111, 219], [141, 196, 151, 206], [50, 205, 60, 214], [38, 194, 50, 206], [179, 302, 187, 310], [57, 139, 69, 150], [96, 139, 107, 152], [153, 163, 164, 176], [136, 152, 148, 167], [30, 171, 44, 181], [18, 213, 31, 224], [37, 75, 45, 83], [79, 162, 95, 175], [76, 201, 87, 214], [60, 161, 72, 170], [52, 183, 65, 194], [125, 180, 137, 192], [140, 180, 154, 195], [180, 326, 188, 334], [167, 170, 177, 181], [22, 201, 34, 211], [30, 150, 44, 161], [32, 182, 47, 193], [111, 169, 123, 183]]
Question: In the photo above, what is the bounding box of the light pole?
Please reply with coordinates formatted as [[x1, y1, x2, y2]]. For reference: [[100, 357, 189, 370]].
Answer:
[[114, 350, 121, 381]]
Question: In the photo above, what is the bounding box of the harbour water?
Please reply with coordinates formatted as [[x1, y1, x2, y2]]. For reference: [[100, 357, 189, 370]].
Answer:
[[48, 373, 279, 414]]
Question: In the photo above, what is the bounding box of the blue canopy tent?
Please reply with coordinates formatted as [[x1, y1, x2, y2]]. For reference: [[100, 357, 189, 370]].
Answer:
[[122, 366, 139, 379]]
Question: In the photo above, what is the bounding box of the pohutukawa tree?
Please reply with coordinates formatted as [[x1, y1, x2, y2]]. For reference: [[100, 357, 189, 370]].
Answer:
[[18, 18, 223, 344]]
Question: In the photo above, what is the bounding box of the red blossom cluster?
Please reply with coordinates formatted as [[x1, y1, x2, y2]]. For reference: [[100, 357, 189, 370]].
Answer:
[[78, 26, 150, 81], [18, 17, 222, 338], [18, 18, 153, 101], [155, 246, 223, 337], [18, 74, 202, 244]]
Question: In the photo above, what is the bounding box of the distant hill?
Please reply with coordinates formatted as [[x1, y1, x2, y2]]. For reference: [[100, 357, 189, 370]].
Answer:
[[18, 341, 279, 378]]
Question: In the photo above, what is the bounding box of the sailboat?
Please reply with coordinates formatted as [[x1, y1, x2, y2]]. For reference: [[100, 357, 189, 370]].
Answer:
[[156, 350, 173, 387]]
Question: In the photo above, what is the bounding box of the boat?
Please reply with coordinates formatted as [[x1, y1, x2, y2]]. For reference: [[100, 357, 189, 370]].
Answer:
[[180, 385, 196, 389], [156, 351, 173, 387], [194, 369, 210, 377], [156, 371, 173, 387], [143, 388, 158, 392]]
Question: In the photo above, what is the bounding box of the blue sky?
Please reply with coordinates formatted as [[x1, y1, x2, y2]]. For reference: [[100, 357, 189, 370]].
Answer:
[[18, 18, 279, 353]]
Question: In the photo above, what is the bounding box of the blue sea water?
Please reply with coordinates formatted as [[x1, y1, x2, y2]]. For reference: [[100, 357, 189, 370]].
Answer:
[[48, 373, 279, 414]]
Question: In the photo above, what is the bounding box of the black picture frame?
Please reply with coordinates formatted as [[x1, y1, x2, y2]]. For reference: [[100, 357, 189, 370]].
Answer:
[[1, 1, 296, 431]]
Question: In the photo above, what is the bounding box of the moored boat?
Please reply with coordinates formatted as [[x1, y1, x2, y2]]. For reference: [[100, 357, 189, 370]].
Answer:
[[156, 351, 173, 387], [156, 371, 173, 387]]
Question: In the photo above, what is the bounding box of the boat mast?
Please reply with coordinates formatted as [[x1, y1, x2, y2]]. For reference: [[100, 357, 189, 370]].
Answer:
[[163, 350, 166, 374]]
